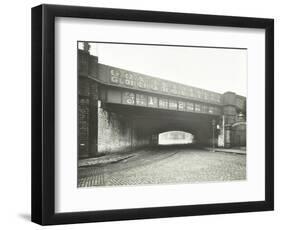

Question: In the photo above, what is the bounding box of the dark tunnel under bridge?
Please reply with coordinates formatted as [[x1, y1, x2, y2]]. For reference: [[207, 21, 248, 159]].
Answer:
[[80, 102, 220, 158]]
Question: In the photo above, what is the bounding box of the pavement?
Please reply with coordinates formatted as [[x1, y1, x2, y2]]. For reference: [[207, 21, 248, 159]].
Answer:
[[78, 152, 137, 167], [205, 147, 246, 155]]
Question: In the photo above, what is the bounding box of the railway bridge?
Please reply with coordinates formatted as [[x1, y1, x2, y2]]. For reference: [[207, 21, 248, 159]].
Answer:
[[78, 49, 246, 159]]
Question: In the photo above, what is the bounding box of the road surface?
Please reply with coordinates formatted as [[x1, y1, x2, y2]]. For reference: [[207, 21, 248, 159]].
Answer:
[[78, 146, 246, 187]]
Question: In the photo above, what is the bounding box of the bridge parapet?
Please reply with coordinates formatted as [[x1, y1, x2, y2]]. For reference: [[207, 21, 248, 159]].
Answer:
[[79, 50, 246, 111], [103, 87, 222, 116], [96, 64, 223, 106], [79, 50, 223, 106]]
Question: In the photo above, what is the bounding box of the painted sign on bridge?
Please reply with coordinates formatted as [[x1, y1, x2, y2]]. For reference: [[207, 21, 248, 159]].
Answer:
[[96, 64, 222, 105]]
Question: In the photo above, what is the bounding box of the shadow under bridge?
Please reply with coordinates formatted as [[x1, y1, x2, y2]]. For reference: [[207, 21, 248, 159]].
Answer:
[[102, 103, 220, 150]]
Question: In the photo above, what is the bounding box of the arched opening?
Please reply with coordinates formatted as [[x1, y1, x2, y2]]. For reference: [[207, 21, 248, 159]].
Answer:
[[158, 131, 194, 145]]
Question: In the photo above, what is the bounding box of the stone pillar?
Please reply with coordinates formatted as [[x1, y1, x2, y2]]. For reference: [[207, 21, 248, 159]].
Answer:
[[88, 83, 99, 157], [78, 48, 100, 158], [78, 49, 91, 158], [222, 92, 237, 148], [224, 124, 232, 148]]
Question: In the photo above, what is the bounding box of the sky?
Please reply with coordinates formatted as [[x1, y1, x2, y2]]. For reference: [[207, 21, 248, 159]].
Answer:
[[79, 42, 247, 96]]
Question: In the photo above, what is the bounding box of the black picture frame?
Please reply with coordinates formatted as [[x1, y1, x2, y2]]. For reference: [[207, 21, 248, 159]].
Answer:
[[31, 4, 274, 225]]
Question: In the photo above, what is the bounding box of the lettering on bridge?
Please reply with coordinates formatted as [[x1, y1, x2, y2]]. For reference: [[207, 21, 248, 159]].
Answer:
[[108, 90, 221, 115], [98, 64, 222, 105]]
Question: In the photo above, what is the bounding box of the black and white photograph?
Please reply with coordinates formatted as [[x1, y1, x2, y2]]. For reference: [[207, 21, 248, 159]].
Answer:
[[77, 42, 247, 188], [29, 3, 274, 226]]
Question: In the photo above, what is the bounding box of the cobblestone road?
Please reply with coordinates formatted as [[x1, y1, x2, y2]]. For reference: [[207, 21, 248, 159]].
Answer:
[[78, 147, 246, 187]]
